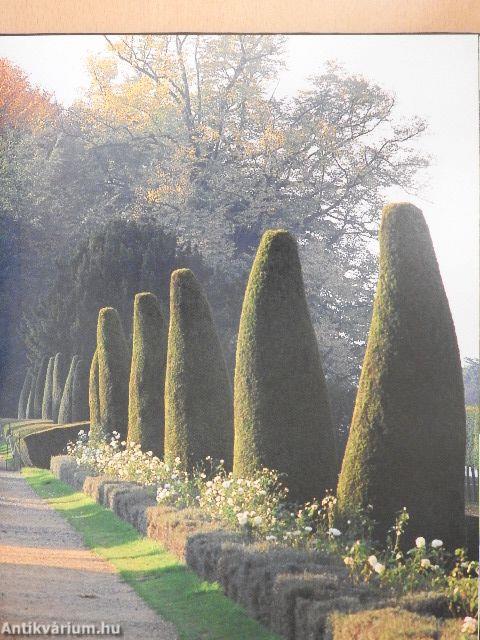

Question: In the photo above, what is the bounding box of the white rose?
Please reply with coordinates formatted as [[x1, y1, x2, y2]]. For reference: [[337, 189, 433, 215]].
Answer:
[[237, 512, 249, 526], [328, 528, 341, 537], [304, 526, 313, 533], [343, 556, 354, 566], [415, 537, 426, 548], [420, 558, 431, 569], [368, 555, 378, 568], [461, 616, 477, 635], [373, 562, 385, 575], [431, 539, 443, 549]]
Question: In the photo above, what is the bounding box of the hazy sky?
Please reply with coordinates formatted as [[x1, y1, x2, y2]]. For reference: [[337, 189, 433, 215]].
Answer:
[[0, 34, 478, 359]]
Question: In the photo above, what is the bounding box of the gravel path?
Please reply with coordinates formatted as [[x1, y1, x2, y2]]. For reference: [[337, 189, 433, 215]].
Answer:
[[0, 469, 178, 639]]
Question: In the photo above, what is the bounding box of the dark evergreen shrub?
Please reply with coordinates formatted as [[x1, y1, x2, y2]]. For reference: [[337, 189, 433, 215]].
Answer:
[[41, 357, 55, 420], [33, 356, 49, 419], [88, 350, 102, 441], [18, 368, 33, 419], [97, 307, 130, 439], [164, 269, 233, 470], [25, 365, 36, 419], [52, 353, 68, 423], [233, 230, 336, 503], [72, 359, 89, 423], [337, 203, 466, 549], [128, 292, 167, 457], [58, 356, 79, 424]]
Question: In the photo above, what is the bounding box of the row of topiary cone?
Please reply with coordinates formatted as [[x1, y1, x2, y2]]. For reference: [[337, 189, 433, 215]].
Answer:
[[18, 354, 89, 424], [86, 203, 466, 548], [90, 247, 330, 495], [23, 202, 465, 548]]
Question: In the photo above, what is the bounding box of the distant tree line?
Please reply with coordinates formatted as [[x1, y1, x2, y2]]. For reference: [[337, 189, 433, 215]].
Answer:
[[0, 37, 430, 434]]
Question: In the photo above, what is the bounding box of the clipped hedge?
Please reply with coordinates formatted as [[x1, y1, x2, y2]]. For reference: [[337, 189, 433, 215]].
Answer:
[[58, 355, 79, 424], [25, 369, 36, 419], [325, 608, 457, 640], [337, 204, 466, 549], [33, 356, 49, 419], [5, 419, 53, 441], [234, 230, 336, 502], [52, 353, 68, 423], [72, 359, 89, 422], [128, 292, 167, 457], [51, 456, 464, 640], [97, 307, 130, 439], [23, 422, 89, 469], [164, 269, 233, 470], [88, 350, 101, 441], [41, 357, 55, 420], [17, 368, 33, 419]]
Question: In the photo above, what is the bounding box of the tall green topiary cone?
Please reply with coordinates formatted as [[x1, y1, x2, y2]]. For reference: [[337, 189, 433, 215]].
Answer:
[[97, 307, 130, 439], [25, 367, 36, 419], [72, 359, 89, 422], [128, 292, 167, 457], [233, 230, 336, 503], [18, 368, 33, 419], [337, 203, 466, 549], [164, 269, 233, 471], [58, 356, 79, 424], [41, 357, 55, 420], [88, 350, 102, 441], [52, 353, 68, 423], [33, 356, 49, 419]]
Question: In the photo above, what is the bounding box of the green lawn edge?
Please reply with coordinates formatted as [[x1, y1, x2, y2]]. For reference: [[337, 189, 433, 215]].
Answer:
[[23, 467, 280, 640], [0, 441, 13, 460]]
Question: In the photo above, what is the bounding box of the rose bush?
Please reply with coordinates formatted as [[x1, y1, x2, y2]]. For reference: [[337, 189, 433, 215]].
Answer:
[[67, 433, 478, 618]]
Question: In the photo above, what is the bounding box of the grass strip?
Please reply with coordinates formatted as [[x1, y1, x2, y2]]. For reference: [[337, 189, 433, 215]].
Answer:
[[0, 441, 12, 460], [23, 467, 279, 640]]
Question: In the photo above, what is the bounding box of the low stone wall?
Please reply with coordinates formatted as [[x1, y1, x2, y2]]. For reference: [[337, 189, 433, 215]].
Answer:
[[50, 456, 455, 640], [51, 455, 90, 490]]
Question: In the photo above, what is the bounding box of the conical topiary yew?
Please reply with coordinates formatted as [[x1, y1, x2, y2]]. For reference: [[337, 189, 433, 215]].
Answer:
[[164, 269, 233, 471], [88, 350, 102, 441], [128, 292, 167, 457], [97, 307, 130, 439], [42, 357, 55, 420], [26, 365, 36, 419], [58, 355, 79, 424], [52, 353, 68, 423], [33, 356, 49, 419], [337, 203, 466, 549], [72, 359, 89, 422], [18, 368, 33, 419], [233, 229, 337, 503]]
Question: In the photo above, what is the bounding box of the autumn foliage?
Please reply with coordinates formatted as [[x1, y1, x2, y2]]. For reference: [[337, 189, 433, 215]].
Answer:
[[0, 58, 55, 130]]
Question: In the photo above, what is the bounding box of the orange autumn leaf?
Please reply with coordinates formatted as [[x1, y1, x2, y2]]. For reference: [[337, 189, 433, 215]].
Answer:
[[0, 58, 56, 130]]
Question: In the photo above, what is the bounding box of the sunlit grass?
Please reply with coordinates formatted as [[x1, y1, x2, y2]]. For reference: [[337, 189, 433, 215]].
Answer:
[[0, 441, 12, 460], [23, 467, 280, 640]]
